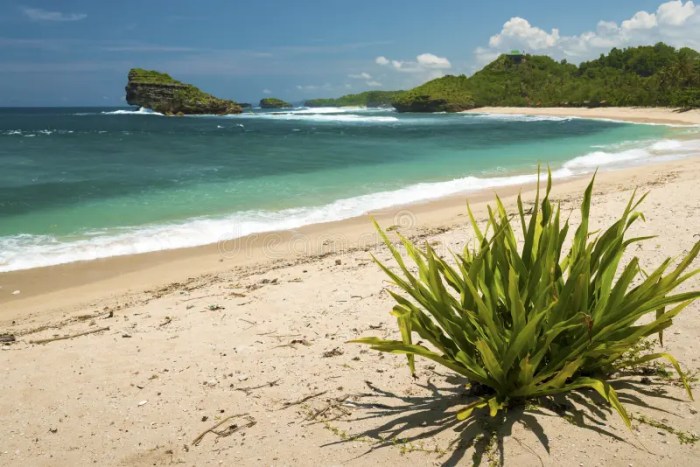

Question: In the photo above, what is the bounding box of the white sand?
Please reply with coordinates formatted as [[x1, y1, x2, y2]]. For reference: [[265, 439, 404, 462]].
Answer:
[[1, 110, 699, 466]]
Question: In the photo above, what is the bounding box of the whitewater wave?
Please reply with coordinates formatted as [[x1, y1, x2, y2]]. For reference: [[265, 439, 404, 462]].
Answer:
[[1, 136, 697, 272], [101, 107, 163, 116], [294, 106, 371, 114], [239, 112, 399, 123], [2, 129, 76, 137], [0, 169, 571, 272], [465, 112, 700, 128], [465, 113, 575, 123], [563, 138, 699, 171]]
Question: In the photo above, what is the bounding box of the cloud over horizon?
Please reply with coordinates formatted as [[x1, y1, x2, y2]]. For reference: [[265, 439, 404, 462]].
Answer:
[[475, 0, 700, 65], [375, 52, 452, 73], [22, 7, 87, 22]]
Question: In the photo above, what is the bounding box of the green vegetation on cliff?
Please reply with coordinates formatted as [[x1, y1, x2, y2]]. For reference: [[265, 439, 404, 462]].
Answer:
[[127, 69, 180, 85], [393, 43, 700, 112], [392, 75, 475, 112], [125, 68, 242, 115], [305, 90, 404, 108], [260, 97, 292, 108]]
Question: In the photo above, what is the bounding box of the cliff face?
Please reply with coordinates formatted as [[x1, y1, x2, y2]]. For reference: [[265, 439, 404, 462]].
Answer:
[[125, 69, 242, 115]]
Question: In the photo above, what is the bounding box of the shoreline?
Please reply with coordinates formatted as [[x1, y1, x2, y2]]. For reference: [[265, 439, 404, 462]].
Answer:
[[1, 155, 698, 322], [1, 106, 699, 319], [0, 107, 700, 322], [1, 107, 697, 280], [464, 106, 700, 125], [1, 109, 699, 465]]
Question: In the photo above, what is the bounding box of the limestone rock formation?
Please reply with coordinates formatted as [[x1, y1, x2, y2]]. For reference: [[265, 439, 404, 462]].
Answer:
[[125, 69, 242, 115]]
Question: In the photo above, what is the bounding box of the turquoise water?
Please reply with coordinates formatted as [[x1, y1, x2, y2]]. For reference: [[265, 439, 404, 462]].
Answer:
[[0, 106, 693, 271]]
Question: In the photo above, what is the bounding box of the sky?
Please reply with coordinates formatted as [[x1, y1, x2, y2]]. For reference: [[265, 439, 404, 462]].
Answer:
[[0, 0, 699, 106]]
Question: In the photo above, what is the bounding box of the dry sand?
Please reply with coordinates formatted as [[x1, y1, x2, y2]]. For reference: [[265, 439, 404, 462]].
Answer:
[[1, 108, 699, 466]]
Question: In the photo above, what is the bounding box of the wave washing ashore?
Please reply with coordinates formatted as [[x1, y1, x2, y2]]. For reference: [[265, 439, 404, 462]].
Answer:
[[0, 106, 699, 272]]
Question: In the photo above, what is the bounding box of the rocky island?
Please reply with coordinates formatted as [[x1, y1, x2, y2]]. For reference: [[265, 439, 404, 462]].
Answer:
[[125, 68, 242, 115], [259, 97, 292, 109]]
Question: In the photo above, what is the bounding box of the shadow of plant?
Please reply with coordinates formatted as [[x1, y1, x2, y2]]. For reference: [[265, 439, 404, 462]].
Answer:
[[319, 373, 682, 466]]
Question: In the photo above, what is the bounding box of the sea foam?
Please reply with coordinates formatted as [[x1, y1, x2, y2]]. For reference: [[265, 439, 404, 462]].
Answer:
[[0, 134, 696, 272], [564, 138, 699, 171], [243, 113, 399, 123], [101, 107, 163, 116], [0, 169, 568, 272], [467, 113, 574, 123]]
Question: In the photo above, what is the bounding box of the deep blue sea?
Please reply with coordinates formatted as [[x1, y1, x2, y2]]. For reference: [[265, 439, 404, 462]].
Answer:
[[1, 106, 698, 272]]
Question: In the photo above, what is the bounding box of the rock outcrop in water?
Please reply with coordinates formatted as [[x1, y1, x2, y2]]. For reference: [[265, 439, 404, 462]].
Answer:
[[125, 69, 242, 115], [259, 97, 292, 109]]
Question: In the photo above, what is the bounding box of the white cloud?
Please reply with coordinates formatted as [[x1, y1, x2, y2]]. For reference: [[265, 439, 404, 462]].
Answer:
[[377, 52, 451, 73], [22, 7, 87, 22], [348, 72, 372, 79], [416, 53, 452, 69], [488, 17, 560, 49], [375, 56, 389, 65], [621, 11, 657, 30], [658, 0, 696, 24], [371, 52, 453, 89], [295, 83, 333, 93], [262, 88, 272, 95], [475, 1, 700, 65]]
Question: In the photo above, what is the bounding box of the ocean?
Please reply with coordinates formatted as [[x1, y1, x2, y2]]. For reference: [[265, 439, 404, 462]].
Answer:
[[0, 106, 697, 272]]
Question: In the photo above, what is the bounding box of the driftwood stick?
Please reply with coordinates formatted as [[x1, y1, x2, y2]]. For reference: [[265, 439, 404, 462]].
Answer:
[[281, 391, 328, 409], [235, 379, 281, 394], [180, 294, 217, 303], [192, 414, 255, 446], [30, 327, 110, 345]]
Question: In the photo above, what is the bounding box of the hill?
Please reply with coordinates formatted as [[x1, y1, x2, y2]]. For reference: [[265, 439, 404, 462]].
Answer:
[[305, 90, 404, 108], [392, 43, 700, 112], [392, 75, 474, 112]]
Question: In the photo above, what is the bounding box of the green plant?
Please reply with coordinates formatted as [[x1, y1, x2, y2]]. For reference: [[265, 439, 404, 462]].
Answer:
[[631, 414, 699, 445], [353, 172, 700, 426]]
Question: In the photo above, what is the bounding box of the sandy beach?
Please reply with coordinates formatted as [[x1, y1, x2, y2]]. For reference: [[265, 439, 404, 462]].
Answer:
[[465, 107, 700, 125], [1, 107, 700, 466]]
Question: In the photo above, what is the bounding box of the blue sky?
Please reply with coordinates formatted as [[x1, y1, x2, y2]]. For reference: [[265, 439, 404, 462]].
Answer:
[[0, 1, 698, 106]]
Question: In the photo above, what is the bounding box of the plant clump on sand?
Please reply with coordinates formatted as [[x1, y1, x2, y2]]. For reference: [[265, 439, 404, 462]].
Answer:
[[354, 171, 700, 426], [125, 68, 242, 115]]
